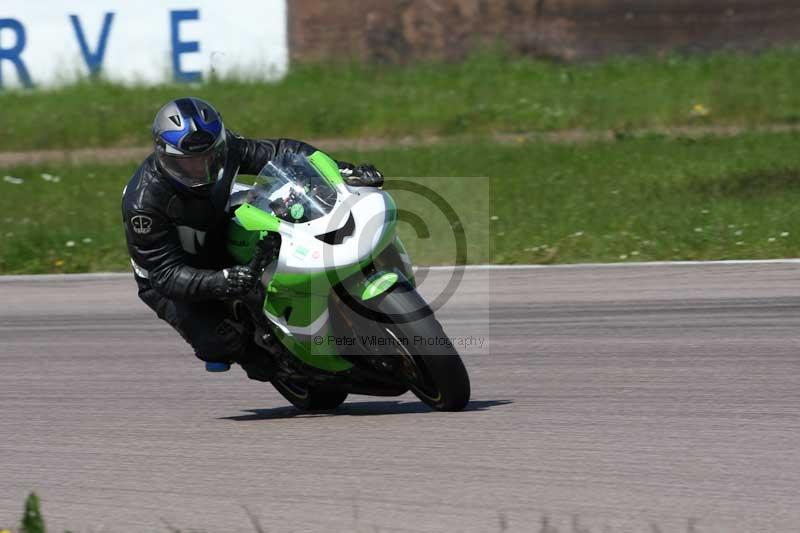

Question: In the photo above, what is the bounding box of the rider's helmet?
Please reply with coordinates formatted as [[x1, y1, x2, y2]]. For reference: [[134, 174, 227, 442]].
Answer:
[[153, 97, 227, 194]]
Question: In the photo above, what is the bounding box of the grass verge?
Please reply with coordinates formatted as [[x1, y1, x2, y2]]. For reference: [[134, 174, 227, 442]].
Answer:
[[0, 132, 799, 274], [3, 48, 800, 151]]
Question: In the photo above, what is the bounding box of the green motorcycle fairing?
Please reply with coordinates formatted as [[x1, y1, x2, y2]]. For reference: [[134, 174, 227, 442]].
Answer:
[[226, 150, 402, 373]]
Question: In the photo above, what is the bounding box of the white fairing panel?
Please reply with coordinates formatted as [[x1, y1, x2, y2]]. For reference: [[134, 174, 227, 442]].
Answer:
[[232, 184, 394, 337], [274, 186, 393, 274]]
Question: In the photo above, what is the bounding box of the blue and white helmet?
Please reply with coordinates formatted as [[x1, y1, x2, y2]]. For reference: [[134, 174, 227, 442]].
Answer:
[[153, 97, 227, 191]]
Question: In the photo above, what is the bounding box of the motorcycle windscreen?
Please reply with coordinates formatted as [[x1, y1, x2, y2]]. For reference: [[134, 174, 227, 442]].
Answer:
[[246, 152, 338, 224]]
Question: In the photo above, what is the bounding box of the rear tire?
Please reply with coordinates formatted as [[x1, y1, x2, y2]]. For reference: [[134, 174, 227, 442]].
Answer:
[[272, 379, 348, 411]]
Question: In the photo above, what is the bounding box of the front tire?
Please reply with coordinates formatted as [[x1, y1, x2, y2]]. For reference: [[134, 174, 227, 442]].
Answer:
[[332, 281, 471, 411], [385, 317, 470, 412], [272, 378, 348, 411]]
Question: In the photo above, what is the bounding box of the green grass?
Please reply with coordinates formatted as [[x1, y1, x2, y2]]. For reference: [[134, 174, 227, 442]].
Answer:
[[20, 492, 45, 533], [1, 132, 799, 273], [3, 48, 800, 151]]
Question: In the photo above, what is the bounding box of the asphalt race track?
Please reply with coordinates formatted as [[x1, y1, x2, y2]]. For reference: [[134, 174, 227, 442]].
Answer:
[[1, 264, 799, 533]]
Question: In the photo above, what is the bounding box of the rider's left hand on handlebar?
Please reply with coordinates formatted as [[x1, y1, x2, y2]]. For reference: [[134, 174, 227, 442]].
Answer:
[[341, 163, 384, 188]]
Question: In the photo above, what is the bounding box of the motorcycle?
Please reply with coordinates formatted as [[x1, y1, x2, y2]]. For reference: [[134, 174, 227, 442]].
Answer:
[[215, 150, 471, 412]]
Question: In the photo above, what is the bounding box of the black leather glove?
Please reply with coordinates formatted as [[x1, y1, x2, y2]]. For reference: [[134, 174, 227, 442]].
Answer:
[[340, 163, 384, 187], [211, 265, 259, 298]]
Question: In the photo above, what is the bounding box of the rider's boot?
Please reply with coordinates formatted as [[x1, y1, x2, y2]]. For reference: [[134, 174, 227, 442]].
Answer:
[[234, 336, 277, 382], [202, 318, 276, 381]]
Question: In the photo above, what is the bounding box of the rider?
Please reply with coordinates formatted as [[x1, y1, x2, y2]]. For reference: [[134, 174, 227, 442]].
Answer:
[[122, 97, 383, 380]]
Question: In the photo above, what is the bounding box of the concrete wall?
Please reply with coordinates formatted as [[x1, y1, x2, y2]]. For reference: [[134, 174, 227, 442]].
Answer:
[[288, 0, 800, 62], [0, 0, 288, 88]]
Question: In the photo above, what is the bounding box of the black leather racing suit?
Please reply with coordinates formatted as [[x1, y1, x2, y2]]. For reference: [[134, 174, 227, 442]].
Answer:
[[122, 133, 337, 363]]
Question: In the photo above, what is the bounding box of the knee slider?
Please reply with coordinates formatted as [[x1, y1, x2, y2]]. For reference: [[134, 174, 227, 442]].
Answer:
[[194, 319, 247, 362]]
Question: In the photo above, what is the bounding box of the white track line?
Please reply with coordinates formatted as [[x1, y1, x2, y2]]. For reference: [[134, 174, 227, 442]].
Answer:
[[422, 259, 800, 271], [0, 273, 133, 282], [1, 259, 799, 282]]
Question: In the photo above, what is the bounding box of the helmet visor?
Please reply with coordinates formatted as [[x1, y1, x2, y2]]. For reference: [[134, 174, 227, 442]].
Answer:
[[159, 133, 227, 188]]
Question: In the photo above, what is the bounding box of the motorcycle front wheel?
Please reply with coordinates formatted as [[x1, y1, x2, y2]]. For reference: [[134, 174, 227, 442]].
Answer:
[[332, 281, 471, 411]]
